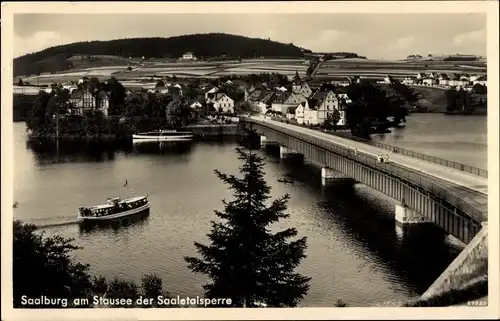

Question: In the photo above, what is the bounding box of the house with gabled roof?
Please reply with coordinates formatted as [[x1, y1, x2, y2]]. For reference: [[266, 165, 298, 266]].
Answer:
[[416, 72, 427, 79], [271, 91, 308, 114], [402, 76, 416, 85], [448, 74, 461, 87], [213, 92, 235, 113], [257, 91, 275, 114], [291, 82, 313, 98], [295, 101, 306, 124], [299, 90, 346, 126], [422, 76, 437, 86], [190, 94, 206, 109], [437, 73, 449, 86]]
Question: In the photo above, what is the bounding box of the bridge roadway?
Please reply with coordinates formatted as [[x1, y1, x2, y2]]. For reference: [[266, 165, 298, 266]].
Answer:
[[250, 116, 488, 220]]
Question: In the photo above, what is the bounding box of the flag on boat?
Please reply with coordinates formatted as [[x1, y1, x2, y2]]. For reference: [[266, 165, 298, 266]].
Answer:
[[124, 180, 128, 187]]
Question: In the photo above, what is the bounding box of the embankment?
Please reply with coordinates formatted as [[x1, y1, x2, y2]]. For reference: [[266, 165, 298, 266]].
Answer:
[[185, 123, 241, 138]]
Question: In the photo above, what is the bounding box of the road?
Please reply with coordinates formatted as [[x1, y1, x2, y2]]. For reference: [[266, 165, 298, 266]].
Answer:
[[251, 116, 488, 197]]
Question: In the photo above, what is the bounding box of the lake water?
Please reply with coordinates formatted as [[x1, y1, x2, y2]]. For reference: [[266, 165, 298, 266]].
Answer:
[[12, 113, 486, 307], [372, 113, 487, 170]]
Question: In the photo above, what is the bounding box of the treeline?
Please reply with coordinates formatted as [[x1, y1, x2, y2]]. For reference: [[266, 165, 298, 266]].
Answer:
[[445, 86, 487, 114], [443, 56, 479, 62], [322, 53, 366, 60], [309, 52, 365, 59], [14, 33, 308, 77], [333, 79, 417, 137]]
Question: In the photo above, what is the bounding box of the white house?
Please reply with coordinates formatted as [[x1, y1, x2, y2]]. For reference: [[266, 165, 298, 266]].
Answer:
[[472, 75, 487, 86], [213, 93, 235, 113], [313, 90, 341, 122], [383, 76, 392, 84], [422, 77, 437, 86], [402, 77, 416, 85], [275, 86, 288, 92], [459, 75, 471, 87], [205, 86, 221, 104], [295, 102, 305, 124], [190, 101, 203, 109], [182, 52, 195, 60], [298, 91, 348, 126], [416, 72, 427, 80], [437, 74, 449, 86]]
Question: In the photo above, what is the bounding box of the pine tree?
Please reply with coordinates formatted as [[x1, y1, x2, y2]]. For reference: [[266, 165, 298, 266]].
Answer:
[[185, 139, 311, 307]]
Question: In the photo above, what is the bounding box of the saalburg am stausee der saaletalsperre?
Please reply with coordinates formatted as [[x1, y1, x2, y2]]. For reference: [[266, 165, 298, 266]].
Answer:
[[21, 295, 233, 307]]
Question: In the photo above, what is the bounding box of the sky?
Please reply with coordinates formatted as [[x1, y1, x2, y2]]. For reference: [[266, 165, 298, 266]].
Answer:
[[13, 13, 487, 59]]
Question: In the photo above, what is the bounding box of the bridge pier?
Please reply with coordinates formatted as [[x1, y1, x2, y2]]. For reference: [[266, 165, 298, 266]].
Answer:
[[280, 146, 303, 162], [395, 203, 431, 225], [321, 167, 351, 187], [260, 135, 279, 147]]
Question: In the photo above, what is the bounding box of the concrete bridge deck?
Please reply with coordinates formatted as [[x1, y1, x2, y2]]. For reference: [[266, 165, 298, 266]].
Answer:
[[249, 116, 488, 221]]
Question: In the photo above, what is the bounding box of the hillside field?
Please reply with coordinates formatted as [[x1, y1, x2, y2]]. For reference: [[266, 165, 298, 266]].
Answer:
[[315, 59, 487, 80], [18, 58, 309, 85]]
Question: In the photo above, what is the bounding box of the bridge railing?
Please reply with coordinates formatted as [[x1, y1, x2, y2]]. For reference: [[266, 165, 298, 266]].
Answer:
[[330, 131, 488, 178], [245, 119, 487, 223]]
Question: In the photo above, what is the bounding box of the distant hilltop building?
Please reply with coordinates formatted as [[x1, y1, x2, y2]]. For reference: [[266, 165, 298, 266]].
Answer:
[[181, 52, 197, 60]]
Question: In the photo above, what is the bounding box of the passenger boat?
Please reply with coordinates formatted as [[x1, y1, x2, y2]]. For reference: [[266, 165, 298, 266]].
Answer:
[[78, 195, 150, 221], [132, 129, 193, 141]]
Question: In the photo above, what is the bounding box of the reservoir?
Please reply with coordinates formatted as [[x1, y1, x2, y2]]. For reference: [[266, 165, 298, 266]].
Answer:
[[12, 113, 487, 307]]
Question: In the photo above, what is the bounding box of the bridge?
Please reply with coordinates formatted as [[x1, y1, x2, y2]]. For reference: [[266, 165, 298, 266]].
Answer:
[[241, 116, 488, 245]]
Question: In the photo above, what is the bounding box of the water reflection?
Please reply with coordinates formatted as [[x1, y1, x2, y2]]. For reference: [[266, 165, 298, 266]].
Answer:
[[78, 210, 150, 235], [25, 139, 197, 164], [132, 141, 193, 155], [26, 139, 133, 165], [265, 150, 461, 294]]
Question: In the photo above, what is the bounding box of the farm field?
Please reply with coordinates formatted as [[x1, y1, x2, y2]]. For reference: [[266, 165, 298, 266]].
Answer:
[[20, 58, 309, 85], [316, 59, 487, 79]]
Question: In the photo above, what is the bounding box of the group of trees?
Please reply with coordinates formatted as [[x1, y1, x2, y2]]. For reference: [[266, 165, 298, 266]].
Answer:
[[14, 134, 315, 308], [445, 87, 486, 114], [343, 80, 413, 137], [13, 220, 171, 308], [24, 76, 197, 138]]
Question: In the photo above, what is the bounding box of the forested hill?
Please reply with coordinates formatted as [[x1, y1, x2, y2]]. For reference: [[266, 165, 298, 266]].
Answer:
[[14, 33, 312, 77]]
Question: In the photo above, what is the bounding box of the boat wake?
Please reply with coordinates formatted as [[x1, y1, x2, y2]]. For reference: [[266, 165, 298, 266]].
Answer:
[[35, 220, 81, 229], [19, 216, 81, 230]]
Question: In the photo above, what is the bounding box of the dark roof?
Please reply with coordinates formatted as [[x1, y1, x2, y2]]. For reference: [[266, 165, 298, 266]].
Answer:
[[232, 79, 250, 88], [286, 106, 297, 114], [195, 94, 205, 103], [70, 89, 85, 99], [259, 92, 275, 104], [271, 92, 291, 104], [248, 89, 263, 101], [307, 98, 320, 110], [168, 86, 181, 95], [96, 90, 108, 99]]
